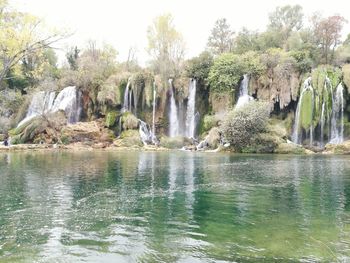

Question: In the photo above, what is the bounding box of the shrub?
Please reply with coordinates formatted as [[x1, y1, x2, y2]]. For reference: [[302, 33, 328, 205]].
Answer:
[[201, 114, 220, 134], [222, 101, 270, 151], [160, 136, 190, 149], [121, 112, 139, 130], [105, 111, 119, 128], [208, 53, 244, 93], [185, 51, 214, 84]]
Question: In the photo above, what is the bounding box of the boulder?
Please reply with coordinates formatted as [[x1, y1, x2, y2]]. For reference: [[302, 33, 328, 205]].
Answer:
[[323, 141, 350, 154], [275, 142, 313, 154], [60, 120, 114, 144], [113, 130, 142, 147], [205, 127, 221, 149]]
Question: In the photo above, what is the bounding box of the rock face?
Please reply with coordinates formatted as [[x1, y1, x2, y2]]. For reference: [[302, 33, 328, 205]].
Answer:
[[61, 121, 114, 144], [250, 72, 300, 111], [323, 140, 350, 154]]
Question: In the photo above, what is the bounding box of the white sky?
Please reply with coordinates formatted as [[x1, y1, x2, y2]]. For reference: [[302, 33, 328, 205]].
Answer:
[[9, 0, 350, 66]]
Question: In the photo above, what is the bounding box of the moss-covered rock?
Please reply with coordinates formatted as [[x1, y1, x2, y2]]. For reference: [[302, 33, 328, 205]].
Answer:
[[114, 130, 142, 147], [342, 64, 350, 93], [105, 111, 119, 128], [121, 112, 139, 130], [274, 142, 311, 154], [205, 127, 221, 149], [160, 136, 191, 149], [201, 114, 220, 134], [10, 112, 67, 144], [323, 140, 350, 154]]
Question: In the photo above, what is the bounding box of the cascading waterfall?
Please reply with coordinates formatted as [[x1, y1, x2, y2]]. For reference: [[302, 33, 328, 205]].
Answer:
[[52, 86, 81, 123], [152, 81, 156, 135], [139, 119, 157, 145], [169, 78, 180, 137], [236, 74, 253, 109], [17, 91, 56, 127], [122, 78, 132, 112], [18, 86, 81, 127], [330, 83, 344, 144], [320, 102, 325, 146], [185, 79, 197, 138], [292, 77, 313, 145]]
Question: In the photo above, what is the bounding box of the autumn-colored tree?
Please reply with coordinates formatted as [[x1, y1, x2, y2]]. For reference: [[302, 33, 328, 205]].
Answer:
[[0, 0, 68, 89], [147, 14, 185, 80], [311, 14, 347, 64]]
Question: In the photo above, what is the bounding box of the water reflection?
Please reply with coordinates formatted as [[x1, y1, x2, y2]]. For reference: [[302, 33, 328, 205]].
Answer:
[[1, 152, 350, 262]]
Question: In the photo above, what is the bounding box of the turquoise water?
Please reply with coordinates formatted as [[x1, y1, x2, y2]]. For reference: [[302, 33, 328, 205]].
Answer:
[[1, 151, 350, 262]]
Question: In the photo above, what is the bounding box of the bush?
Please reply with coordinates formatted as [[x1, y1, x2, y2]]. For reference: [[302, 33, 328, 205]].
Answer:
[[222, 101, 270, 151], [208, 53, 244, 93], [185, 51, 213, 84], [121, 112, 139, 130], [105, 110, 119, 128], [117, 130, 142, 147], [160, 136, 190, 149], [201, 114, 220, 134]]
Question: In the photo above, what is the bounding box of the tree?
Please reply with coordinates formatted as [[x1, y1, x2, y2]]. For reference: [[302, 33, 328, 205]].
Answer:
[[266, 5, 304, 50], [311, 14, 347, 64], [207, 18, 234, 55], [268, 5, 304, 37], [233, 28, 260, 54], [208, 53, 244, 93], [185, 51, 213, 84], [0, 1, 68, 89], [147, 14, 185, 80], [66, 46, 80, 70]]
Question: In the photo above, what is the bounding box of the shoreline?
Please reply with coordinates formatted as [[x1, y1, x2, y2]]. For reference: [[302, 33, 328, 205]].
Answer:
[[0, 142, 344, 155]]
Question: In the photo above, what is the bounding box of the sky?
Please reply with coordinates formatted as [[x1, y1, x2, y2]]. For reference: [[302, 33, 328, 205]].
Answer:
[[9, 0, 350, 66]]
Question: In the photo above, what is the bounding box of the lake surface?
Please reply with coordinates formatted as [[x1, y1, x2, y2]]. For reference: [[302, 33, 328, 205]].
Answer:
[[1, 151, 350, 262]]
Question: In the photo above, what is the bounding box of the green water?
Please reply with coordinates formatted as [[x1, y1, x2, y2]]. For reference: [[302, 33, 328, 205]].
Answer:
[[1, 151, 350, 262]]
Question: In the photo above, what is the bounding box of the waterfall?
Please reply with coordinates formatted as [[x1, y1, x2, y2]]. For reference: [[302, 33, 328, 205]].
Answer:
[[169, 79, 179, 137], [185, 79, 197, 138], [18, 86, 81, 127], [17, 91, 56, 127], [139, 119, 157, 145], [152, 81, 156, 135], [122, 78, 132, 112], [330, 83, 344, 144], [292, 77, 313, 145], [51, 86, 81, 123], [236, 74, 253, 109], [320, 102, 325, 146]]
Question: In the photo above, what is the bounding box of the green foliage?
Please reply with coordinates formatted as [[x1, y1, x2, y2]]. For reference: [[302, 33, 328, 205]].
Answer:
[[208, 53, 244, 93], [147, 13, 185, 79], [268, 5, 304, 41], [207, 18, 234, 55], [105, 111, 119, 128], [342, 64, 350, 91], [185, 51, 213, 83], [160, 136, 187, 149], [222, 101, 270, 151], [118, 130, 142, 147], [232, 28, 260, 54], [240, 51, 266, 76], [289, 50, 312, 73], [0, 1, 66, 89], [66, 46, 80, 70], [97, 74, 125, 107], [121, 112, 139, 130], [299, 89, 314, 130], [201, 114, 220, 134]]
